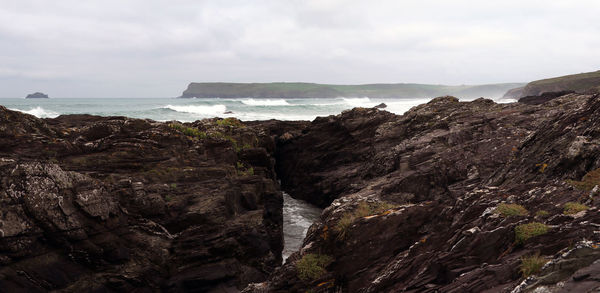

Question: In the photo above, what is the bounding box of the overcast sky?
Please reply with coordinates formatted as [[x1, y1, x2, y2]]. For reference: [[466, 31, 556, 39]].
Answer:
[[1, 0, 599, 98]]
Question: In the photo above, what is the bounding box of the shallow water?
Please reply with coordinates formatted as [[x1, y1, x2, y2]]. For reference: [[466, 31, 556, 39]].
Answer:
[[282, 192, 322, 262]]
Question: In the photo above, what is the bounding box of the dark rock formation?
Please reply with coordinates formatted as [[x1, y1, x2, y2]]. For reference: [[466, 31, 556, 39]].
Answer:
[[373, 103, 387, 109], [247, 93, 600, 292], [4, 91, 600, 293], [518, 90, 574, 105], [25, 92, 49, 99], [0, 108, 283, 292]]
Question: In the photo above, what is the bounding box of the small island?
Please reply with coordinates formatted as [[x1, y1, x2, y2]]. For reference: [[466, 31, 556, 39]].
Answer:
[[25, 92, 49, 99]]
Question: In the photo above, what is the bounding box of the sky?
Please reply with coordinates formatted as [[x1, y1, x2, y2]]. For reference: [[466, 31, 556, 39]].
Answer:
[[0, 0, 599, 98]]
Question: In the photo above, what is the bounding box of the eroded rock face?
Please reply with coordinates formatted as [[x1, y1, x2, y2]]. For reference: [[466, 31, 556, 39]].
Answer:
[[0, 107, 283, 292], [253, 94, 600, 292], [4, 92, 600, 293], [518, 91, 575, 105]]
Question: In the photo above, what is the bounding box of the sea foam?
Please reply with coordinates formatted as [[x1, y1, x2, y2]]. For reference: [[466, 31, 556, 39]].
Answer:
[[241, 99, 290, 106], [10, 106, 59, 118], [341, 97, 373, 107], [163, 104, 227, 115]]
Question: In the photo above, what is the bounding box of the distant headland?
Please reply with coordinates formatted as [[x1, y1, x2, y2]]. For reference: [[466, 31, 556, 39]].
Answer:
[[503, 70, 600, 100], [179, 82, 524, 99], [25, 92, 49, 99]]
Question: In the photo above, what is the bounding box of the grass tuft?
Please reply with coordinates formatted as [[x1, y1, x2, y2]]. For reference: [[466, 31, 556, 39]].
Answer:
[[566, 168, 600, 191], [515, 222, 549, 244], [169, 123, 207, 138], [334, 201, 397, 240], [236, 161, 254, 176], [296, 254, 334, 281], [563, 202, 589, 215], [495, 203, 528, 217], [520, 253, 547, 277], [216, 117, 244, 128]]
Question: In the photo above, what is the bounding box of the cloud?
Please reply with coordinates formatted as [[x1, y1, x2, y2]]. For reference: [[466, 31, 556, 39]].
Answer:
[[0, 0, 599, 97]]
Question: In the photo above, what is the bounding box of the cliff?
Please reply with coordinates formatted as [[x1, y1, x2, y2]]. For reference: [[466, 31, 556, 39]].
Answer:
[[503, 70, 600, 99], [180, 82, 525, 99], [2, 91, 600, 292], [0, 109, 290, 292], [249, 92, 600, 292]]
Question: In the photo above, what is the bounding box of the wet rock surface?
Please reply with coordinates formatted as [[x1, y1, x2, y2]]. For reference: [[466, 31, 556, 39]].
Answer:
[[252, 94, 600, 292], [0, 108, 283, 292]]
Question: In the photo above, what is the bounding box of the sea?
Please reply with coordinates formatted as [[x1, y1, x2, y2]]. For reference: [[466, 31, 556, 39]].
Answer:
[[0, 96, 514, 122]]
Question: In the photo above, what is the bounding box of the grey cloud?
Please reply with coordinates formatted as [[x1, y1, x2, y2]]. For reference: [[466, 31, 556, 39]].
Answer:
[[0, 0, 599, 97]]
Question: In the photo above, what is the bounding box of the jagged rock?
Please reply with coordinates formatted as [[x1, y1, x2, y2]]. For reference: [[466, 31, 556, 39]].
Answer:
[[252, 93, 600, 292], [0, 109, 283, 291], [4, 91, 600, 292], [373, 103, 387, 109], [518, 91, 574, 105]]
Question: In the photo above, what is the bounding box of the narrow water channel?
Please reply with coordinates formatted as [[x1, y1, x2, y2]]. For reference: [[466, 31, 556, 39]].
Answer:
[[282, 192, 323, 262]]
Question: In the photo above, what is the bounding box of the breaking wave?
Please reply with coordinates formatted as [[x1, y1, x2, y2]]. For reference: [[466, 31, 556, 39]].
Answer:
[[10, 106, 59, 118], [162, 104, 227, 115], [241, 99, 290, 106], [341, 97, 373, 107]]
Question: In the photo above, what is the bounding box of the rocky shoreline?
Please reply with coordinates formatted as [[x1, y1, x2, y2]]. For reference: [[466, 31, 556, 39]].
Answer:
[[0, 111, 294, 292], [2, 92, 600, 292]]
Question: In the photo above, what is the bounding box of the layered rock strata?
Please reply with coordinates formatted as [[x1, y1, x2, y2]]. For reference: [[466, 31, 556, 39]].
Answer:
[[253, 93, 600, 292], [0, 109, 283, 292], [3, 91, 600, 293]]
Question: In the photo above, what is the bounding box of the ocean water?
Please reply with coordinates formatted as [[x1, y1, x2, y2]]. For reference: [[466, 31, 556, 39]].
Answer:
[[0, 97, 441, 121], [282, 192, 322, 262], [0, 96, 517, 121]]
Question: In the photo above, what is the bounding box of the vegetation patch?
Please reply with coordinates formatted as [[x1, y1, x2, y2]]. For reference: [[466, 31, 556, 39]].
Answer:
[[535, 210, 549, 218], [515, 222, 549, 244], [563, 202, 589, 215], [335, 201, 397, 240], [236, 161, 254, 176], [335, 214, 355, 241], [216, 117, 244, 128], [210, 131, 249, 152], [495, 203, 528, 217], [169, 123, 207, 138], [170, 122, 250, 153], [170, 120, 255, 153], [520, 253, 547, 277], [296, 254, 334, 281], [567, 168, 600, 191]]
